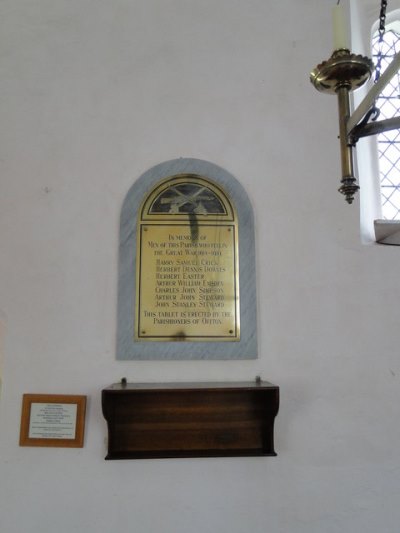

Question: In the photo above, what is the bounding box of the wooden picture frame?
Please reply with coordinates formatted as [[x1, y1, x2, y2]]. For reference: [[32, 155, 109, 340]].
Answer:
[[19, 394, 87, 448]]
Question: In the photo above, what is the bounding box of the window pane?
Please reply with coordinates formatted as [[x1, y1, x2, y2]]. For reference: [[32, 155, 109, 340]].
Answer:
[[373, 29, 400, 220]]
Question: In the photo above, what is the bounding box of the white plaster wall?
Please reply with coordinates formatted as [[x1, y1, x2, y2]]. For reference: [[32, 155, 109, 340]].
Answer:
[[1, 1, 400, 532]]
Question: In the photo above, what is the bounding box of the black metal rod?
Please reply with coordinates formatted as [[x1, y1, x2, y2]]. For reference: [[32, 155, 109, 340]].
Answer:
[[350, 116, 400, 140]]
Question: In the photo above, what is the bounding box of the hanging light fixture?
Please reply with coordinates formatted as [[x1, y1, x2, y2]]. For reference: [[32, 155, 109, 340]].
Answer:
[[310, 0, 400, 204]]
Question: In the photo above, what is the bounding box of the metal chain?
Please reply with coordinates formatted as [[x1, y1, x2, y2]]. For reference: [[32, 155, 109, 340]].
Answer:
[[375, 0, 388, 82]]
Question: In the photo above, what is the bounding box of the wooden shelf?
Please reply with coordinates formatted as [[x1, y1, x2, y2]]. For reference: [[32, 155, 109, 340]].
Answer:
[[102, 381, 279, 459]]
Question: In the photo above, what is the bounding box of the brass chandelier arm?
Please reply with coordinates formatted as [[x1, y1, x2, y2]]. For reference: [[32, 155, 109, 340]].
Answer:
[[337, 86, 359, 203], [310, 47, 400, 204], [310, 49, 374, 203]]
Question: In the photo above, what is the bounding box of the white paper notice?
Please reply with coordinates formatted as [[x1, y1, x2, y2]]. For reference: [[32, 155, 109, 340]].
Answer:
[[28, 403, 77, 439]]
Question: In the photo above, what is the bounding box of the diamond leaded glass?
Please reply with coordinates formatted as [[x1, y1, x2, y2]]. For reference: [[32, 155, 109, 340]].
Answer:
[[372, 29, 400, 219]]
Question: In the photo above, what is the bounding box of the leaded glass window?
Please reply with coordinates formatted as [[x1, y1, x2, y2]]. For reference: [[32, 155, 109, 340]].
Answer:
[[372, 25, 400, 219]]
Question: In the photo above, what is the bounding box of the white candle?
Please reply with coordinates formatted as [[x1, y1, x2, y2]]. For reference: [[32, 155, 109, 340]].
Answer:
[[332, 3, 349, 50]]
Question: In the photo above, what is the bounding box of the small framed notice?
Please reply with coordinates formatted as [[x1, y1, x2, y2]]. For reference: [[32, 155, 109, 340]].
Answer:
[[19, 394, 87, 448]]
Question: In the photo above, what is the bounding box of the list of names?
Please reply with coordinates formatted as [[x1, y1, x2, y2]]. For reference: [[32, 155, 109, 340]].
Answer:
[[137, 224, 239, 340]]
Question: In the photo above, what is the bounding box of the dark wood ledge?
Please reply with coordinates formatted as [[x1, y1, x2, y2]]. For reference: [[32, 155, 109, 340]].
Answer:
[[102, 381, 279, 459]]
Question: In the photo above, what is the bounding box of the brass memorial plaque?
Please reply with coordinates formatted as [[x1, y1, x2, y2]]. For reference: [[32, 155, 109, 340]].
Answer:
[[135, 175, 240, 341]]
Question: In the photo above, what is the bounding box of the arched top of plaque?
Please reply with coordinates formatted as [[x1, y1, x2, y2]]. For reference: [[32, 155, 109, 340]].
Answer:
[[139, 174, 235, 222]]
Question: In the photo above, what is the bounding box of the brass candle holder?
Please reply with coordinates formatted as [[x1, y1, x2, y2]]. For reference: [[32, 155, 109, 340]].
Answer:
[[311, 49, 374, 204]]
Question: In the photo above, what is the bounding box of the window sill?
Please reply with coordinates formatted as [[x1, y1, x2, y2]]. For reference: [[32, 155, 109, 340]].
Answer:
[[374, 220, 400, 245]]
